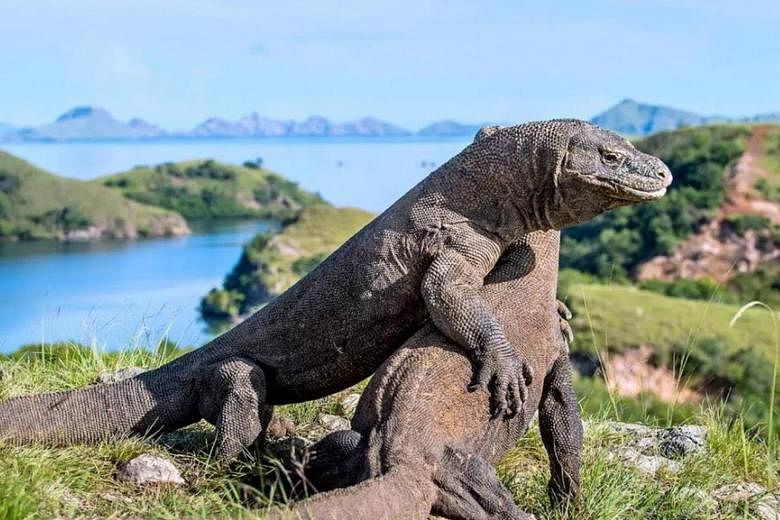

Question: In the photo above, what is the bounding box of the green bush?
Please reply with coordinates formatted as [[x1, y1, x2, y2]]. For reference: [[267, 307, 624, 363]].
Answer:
[[723, 214, 772, 235], [199, 288, 244, 318], [727, 263, 780, 307], [638, 277, 738, 303]]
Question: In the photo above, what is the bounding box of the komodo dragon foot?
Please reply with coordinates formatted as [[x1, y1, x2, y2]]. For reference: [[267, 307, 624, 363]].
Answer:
[[195, 356, 270, 462]]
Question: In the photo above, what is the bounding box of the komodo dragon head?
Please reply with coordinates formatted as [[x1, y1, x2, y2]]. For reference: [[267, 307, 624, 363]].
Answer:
[[472, 120, 673, 232], [558, 120, 672, 206]]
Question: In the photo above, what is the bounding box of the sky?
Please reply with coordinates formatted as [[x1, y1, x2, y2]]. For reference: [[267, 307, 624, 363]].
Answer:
[[1, 0, 779, 130]]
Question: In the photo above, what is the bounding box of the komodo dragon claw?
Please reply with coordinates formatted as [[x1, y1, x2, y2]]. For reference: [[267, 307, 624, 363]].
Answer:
[[557, 300, 574, 346]]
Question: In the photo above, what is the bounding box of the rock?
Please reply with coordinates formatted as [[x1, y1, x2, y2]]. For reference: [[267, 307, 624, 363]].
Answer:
[[98, 366, 147, 384], [318, 414, 350, 433], [116, 454, 185, 485], [713, 483, 780, 520], [604, 421, 707, 458], [339, 393, 361, 417], [658, 425, 707, 459], [608, 447, 680, 476], [266, 414, 297, 438], [674, 487, 718, 515]]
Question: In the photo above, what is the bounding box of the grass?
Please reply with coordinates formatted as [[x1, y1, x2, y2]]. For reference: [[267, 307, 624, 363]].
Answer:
[[564, 283, 778, 362], [0, 343, 776, 519], [0, 151, 187, 240], [563, 281, 780, 436]]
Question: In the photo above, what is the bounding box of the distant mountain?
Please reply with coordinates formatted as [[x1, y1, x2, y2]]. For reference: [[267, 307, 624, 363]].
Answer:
[[590, 99, 720, 135], [3, 106, 165, 142], [591, 98, 780, 136], [188, 114, 410, 138], [417, 120, 483, 137]]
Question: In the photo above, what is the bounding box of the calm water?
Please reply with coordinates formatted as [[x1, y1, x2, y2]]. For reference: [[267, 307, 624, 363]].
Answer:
[[2, 137, 470, 211], [0, 138, 470, 352]]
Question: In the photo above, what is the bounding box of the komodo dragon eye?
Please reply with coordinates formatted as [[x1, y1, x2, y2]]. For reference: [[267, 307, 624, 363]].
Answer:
[[600, 150, 623, 166]]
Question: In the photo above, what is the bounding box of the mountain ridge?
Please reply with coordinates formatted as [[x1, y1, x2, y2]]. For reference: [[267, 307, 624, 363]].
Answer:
[[3, 100, 780, 142]]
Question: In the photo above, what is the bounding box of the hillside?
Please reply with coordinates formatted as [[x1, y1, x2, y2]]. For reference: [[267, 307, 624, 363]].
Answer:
[[634, 125, 780, 284], [561, 124, 780, 293], [560, 277, 779, 433], [0, 151, 189, 241], [201, 205, 374, 318], [97, 159, 325, 221]]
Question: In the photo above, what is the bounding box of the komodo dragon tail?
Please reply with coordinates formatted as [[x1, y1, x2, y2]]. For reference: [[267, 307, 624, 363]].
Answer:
[[0, 368, 198, 446]]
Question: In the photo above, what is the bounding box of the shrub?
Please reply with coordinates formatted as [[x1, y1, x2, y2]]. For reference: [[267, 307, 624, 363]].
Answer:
[[638, 277, 738, 303], [723, 214, 771, 236]]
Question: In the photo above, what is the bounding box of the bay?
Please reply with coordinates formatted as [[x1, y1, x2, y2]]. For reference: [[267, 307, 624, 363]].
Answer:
[[0, 137, 471, 352]]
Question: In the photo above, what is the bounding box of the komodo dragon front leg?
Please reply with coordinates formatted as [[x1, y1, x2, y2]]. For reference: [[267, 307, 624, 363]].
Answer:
[[195, 357, 269, 461], [422, 244, 534, 417]]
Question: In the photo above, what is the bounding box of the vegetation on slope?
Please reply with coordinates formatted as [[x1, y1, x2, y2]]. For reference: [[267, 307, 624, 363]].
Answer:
[[98, 159, 324, 221], [0, 151, 189, 240], [200, 205, 374, 319], [559, 276, 780, 434], [756, 126, 780, 202], [0, 343, 776, 519], [561, 125, 751, 280]]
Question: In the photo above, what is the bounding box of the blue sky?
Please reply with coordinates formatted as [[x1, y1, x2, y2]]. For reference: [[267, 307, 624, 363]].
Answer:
[[1, 0, 779, 130]]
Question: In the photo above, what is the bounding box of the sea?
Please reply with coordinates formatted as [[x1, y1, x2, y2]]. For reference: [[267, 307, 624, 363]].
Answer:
[[0, 136, 471, 352]]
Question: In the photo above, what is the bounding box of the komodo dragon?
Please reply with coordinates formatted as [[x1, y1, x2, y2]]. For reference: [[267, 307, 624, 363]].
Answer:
[[276, 230, 582, 520], [0, 120, 672, 462]]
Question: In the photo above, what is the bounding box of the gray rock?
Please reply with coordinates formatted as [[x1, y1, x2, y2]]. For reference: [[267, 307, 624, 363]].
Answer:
[[98, 367, 147, 384], [604, 421, 706, 458], [674, 487, 718, 515], [339, 393, 361, 417], [318, 414, 350, 433], [608, 447, 681, 476], [116, 453, 185, 485], [713, 483, 780, 520]]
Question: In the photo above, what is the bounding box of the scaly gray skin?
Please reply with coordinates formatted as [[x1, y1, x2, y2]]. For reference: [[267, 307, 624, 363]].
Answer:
[[272, 230, 581, 520], [0, 120, 671, 462]]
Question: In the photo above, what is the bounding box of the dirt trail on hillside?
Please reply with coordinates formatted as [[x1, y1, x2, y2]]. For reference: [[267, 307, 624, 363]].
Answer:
[[637, 126, 780, 282], [720, 125, 780, 222]]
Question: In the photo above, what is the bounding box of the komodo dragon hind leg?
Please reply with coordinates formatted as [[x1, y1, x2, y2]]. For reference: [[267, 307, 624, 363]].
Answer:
[[539, 353, 582, 511], [196, 356, 269, 462], [432, 446, 533, 520]]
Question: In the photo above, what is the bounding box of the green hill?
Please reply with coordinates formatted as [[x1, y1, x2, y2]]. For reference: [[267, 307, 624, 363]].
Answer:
[[0, 151, 189, 240], [201, 205, 374, 319], [97, 159, 325, 221], [560, 275, 779, 434]]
